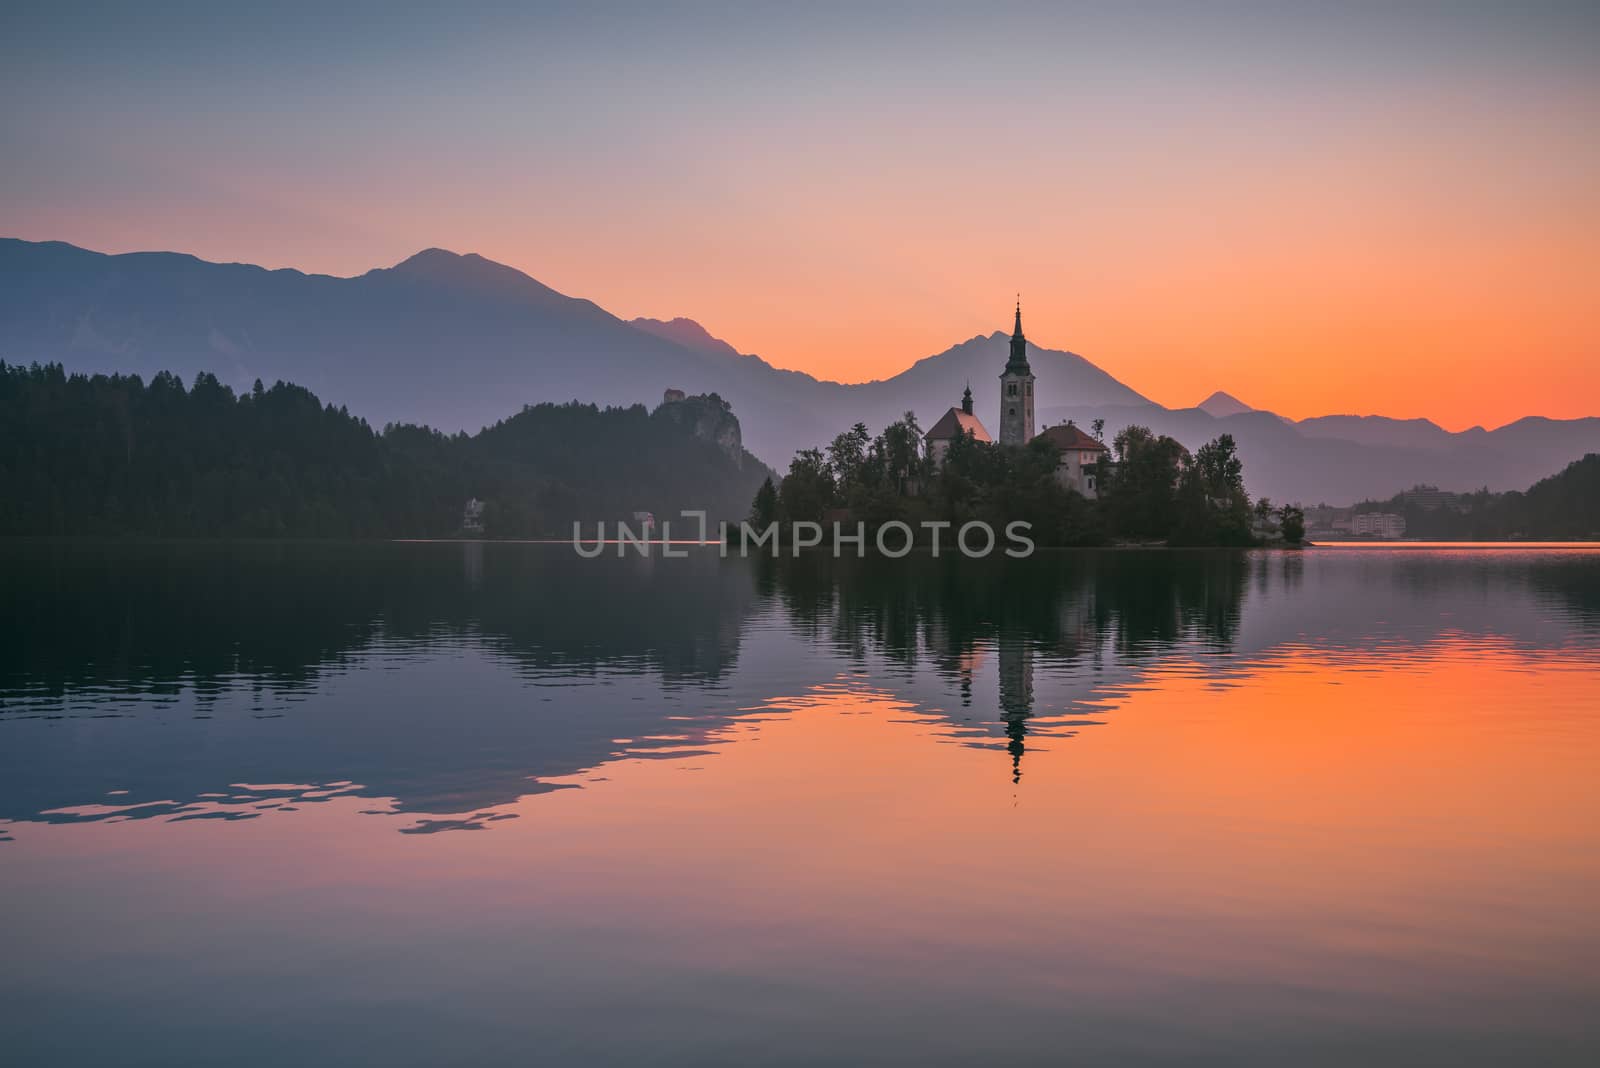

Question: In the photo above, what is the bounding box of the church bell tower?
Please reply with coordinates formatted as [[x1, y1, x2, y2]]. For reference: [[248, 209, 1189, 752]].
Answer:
[[999, 299, 1035, 446]]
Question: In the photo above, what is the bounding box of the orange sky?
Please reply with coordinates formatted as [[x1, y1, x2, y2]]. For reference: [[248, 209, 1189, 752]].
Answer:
[[4, 6, 1597, 429]]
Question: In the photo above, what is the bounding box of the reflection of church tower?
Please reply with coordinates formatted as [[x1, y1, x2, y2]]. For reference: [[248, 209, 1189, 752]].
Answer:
[[953, 646, 984, 709], [998, 639, 1035, 784], [461, 540, 484, 589], [999, 300, 1035, 446]]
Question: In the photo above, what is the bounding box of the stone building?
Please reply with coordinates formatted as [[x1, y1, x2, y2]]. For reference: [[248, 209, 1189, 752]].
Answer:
[[998, 301, 1035, 446], [1034, 422, 1109, 499]]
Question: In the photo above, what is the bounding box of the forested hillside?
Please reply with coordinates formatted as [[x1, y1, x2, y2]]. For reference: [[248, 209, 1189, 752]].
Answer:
[[0, 363, 770, 537], [1355, 455, 1600, 540]]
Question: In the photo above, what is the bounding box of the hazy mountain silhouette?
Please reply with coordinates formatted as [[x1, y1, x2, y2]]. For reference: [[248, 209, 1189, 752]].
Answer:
[[630, 316, 743, 359], [3, 237, 1597, 503], [0, 238, 841, 463], [0, 239, 1150, 467], [1295, 413, 1459, 452], [1196, 390, 1254, 418], [1038, 400, 1600, 505]]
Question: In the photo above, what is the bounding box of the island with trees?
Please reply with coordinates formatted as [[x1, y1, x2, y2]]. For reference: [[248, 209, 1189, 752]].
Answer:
[[746, 412, 1307, 549]]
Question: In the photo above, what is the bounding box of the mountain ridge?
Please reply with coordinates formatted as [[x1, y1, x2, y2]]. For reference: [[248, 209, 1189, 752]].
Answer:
[[2, 237, 1596, 503], [630, 316, 743, 360]]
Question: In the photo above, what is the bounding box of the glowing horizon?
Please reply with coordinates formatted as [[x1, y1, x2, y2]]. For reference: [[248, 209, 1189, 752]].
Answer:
[[3, 3, 1596, 431]]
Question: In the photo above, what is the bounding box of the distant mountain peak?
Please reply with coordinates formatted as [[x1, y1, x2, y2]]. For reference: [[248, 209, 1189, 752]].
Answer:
[[394, 246, 461, 266], [630, 316, 743, 359], [388, 247, 509, 280], [6, 235, 1594, 503], [1197, 390, 1255, 418], [378, 247, 576, 309]]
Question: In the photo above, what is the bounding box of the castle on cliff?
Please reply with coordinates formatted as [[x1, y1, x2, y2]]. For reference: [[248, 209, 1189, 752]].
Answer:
[[656, 389, 744, 467]]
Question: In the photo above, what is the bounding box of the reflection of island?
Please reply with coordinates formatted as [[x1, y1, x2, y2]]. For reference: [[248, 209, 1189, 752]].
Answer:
[[765, 550, 1253, 774], [998, 640, 1034, 784], [2, 542, 1596, 831], [764, 551, 1252, 665]]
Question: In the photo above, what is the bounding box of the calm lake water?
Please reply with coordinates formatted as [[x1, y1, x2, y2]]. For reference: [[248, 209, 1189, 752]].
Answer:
[[2, 542, 1597, 1065]]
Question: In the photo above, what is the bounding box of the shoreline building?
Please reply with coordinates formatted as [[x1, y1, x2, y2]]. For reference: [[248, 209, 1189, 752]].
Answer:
[[1352, 512, 1406, 538]]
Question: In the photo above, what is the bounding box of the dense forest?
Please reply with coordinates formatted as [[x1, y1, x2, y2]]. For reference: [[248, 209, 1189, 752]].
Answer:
[[0, 362, 772, 537], [748, 413, 1304, 548], [1352, 455, 1600, 540]]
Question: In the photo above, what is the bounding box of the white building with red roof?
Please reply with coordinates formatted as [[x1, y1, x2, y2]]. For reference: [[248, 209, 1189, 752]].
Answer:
[[1034, 421, 1110, 498]]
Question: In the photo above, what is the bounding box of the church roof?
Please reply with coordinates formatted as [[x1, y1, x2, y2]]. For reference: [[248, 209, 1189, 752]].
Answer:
[[1034, 423, 1108, 451], [925, 407, 991, 443]]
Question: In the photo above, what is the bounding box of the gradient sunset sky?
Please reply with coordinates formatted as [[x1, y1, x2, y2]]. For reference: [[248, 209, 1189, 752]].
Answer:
[[3, 2, 1596, 429]]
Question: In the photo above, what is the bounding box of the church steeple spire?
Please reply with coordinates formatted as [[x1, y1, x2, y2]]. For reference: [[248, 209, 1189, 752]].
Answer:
[[1005, 297, 1031, 375], [961, 380, 973, 415], [998, 296, 1036, 446]]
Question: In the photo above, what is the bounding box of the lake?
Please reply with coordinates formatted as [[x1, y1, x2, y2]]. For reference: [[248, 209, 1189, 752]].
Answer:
[[2, 542, 1597, 1065]]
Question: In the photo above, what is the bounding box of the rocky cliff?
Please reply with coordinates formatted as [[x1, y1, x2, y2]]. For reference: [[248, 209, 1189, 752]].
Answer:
[[654, 391, 744, 467]]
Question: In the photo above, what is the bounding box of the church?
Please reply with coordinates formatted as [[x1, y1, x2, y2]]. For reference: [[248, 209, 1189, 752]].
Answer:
[[923, 302, 1109, 498]]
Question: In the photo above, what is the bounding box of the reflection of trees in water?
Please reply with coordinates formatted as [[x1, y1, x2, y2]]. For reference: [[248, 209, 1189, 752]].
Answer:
[[760, 551, 1250, 674], [1, 544, 1255, 818], [761, 551, 1252, 784], [5, 543, 1594, 827], [8, 544, 1589, 709], [2, 542, 381, 697], [1349, 551, 1600, 628], [1536, 557, 1600, 632], [436, 548, 754, 685], [0, 542, 763, 826], [1, 542, 756, 699]]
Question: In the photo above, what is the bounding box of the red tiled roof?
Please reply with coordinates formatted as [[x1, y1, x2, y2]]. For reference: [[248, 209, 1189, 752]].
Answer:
[[1034, 423, 1108, 451], [924, 407, 992, 443]]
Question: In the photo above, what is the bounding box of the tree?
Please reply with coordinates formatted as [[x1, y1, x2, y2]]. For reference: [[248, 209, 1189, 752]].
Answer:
[[777, 448, 835, 524], [876, 411, 925, 495], [932, 427, 990, 526], [1277, 504, 1306, 544], [749, 476, 778, 528], [1194, 433, 1244, 496], [0, 363, 772, 538], [826, 423, 871, 487], [1172, 434, 1254, 546], [1101, 425, 1188, 541]]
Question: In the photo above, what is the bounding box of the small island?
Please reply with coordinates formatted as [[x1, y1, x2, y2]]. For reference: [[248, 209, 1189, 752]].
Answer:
[[744, 305, 1304, 549]]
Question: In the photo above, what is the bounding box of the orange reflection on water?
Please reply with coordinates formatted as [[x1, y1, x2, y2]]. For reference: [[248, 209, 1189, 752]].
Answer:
[[1314, 542, 1600, 550], [3, 638, 1596, 1058]]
